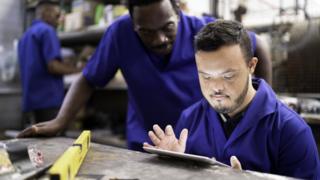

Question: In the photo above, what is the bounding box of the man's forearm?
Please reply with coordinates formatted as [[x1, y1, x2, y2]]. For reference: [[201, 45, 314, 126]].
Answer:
[[56, 75, 93, 126]]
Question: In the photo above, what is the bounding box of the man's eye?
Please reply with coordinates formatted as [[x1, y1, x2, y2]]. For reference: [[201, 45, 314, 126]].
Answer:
[[202, 75, 211, 80], [163, 23, 175, 32], [223, 74, 235, 80], [139, 29, 153, 35]]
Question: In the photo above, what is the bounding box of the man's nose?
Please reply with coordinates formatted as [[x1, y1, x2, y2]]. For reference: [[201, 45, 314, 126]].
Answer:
[[154, 31, 169, 44], [209, 78, 225, 93]]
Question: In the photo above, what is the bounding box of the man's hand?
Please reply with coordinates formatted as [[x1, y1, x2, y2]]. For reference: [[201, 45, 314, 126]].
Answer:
[[143, 124, 188, 153], [230, 156, 242, 170], [17, 119, 64, 138]]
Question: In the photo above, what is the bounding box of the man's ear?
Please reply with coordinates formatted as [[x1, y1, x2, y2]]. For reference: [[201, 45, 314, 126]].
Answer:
[[248, 57, 258, 74], [175, 0, 181, 8]]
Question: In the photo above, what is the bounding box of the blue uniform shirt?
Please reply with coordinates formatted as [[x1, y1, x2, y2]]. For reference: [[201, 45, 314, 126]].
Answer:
[[83, 12, 257, 150], [175, 78, 320, 179], [18, 20, 63, 112]]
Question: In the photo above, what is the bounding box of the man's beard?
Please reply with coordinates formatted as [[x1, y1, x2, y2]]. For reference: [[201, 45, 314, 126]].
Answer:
[[213, 75, 249, 114]]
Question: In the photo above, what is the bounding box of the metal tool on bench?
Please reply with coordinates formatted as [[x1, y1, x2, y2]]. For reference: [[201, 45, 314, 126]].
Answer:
[[0, 139, 46, 179], [0, 130, 91, 180]]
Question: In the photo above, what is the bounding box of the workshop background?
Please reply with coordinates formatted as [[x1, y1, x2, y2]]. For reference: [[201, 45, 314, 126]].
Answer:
[[0, 0, 320, 152]]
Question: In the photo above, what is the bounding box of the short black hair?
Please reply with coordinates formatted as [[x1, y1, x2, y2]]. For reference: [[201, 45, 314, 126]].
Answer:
[[194, 20, 253, 63], [35, 0, 60, 19], [127, 0, 179, 16], [37, 0, 59, 7]]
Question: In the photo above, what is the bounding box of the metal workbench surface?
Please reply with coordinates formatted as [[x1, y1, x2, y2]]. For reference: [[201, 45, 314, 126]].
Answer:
[[6, 137, 295, 180]]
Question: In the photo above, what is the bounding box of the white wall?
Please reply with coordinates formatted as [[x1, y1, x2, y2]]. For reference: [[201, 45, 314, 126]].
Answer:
[[0, 0, 23, 50], [182, 0, 211, 16], [0, 0, 23, 129]]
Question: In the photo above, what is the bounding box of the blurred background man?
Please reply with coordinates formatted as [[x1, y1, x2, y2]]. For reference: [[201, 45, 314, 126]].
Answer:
[[18, 0, 83, 124]]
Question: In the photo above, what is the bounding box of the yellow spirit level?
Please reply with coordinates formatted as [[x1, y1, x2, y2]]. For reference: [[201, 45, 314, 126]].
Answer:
[[48, 131, 91, 180]]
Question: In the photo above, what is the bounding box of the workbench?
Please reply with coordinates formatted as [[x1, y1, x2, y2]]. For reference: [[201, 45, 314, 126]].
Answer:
[[7, 137, 295, 180]]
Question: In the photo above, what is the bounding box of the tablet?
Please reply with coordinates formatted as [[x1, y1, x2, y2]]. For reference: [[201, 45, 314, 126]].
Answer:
[[143, 147, 229, 167]]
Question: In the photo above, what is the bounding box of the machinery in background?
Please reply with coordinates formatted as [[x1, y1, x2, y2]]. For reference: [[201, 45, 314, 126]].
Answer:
[[272, 19, 320, 93]]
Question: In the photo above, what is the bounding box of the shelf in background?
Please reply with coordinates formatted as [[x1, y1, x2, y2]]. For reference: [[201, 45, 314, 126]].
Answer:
[[301, 113, 320, 124], [99, 0, 124, 5], [58, 26, 107, 46]]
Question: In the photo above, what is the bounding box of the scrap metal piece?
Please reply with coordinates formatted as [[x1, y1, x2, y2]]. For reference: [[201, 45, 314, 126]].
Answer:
[[0, 148, 15, 175], [0, 140, 45, 179]]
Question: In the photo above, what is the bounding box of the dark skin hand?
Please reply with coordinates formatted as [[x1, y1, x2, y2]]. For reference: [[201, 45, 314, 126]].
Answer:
[[17, 119, 64, 137], [17, 75, 93, 138], [47, 60, 83, 75]]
